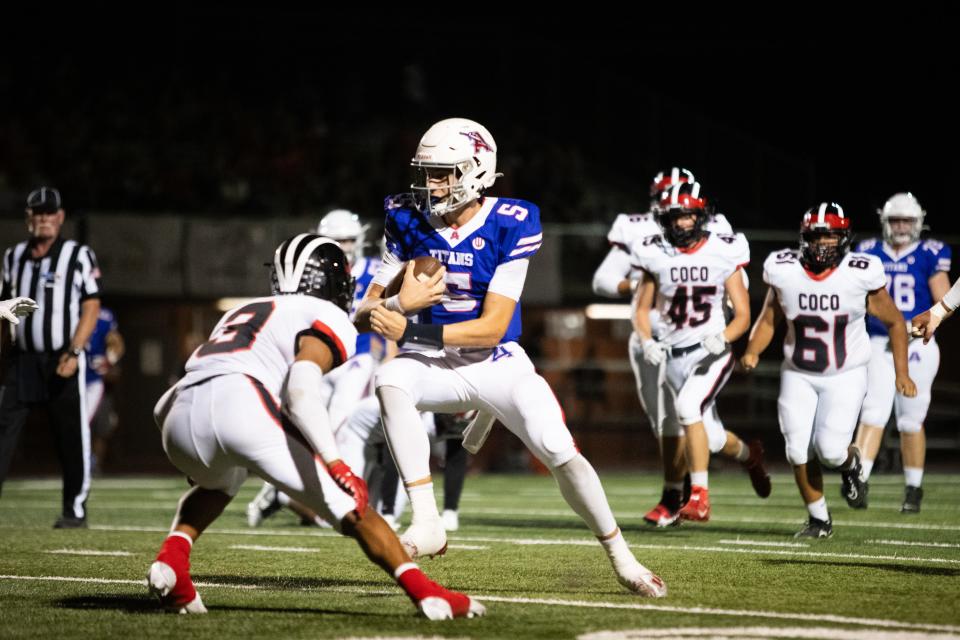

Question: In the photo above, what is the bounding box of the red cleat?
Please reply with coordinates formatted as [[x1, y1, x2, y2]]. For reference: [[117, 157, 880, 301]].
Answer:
[[678, 486, 710, 521], [146, 534, 207, 614], [397, 566, 485, 620], [742, 440, 772, 498], [643, 502, 681, 527]]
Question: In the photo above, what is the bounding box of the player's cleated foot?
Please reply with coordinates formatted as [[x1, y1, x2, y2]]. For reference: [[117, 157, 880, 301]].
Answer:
[[147, 561, 207, 614], [400, 519, 448, 559], [53, 515, 87, 529], [742, 440, 772, 498], [794, 514, 833, 539], [643, 503, 681, 527], [901, 485, 923, 514], [417, 587, 486, 620], [616, 561, 667, 597], [441, 509, 459, 532], [246, 484, 282, 528], [840, 445, 868, 509], [679, 486, 710, 522]]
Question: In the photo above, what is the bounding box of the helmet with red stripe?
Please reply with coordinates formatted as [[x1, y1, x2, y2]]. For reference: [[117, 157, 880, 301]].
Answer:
[[799, 202, 852, 272], [656, 181, 709, 247], [650, 167, 695, 209]]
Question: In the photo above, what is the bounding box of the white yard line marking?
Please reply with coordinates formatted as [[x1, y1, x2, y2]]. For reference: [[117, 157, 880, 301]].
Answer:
[[230, 544, 319, 553], [45, 549, 133, 557], [0, 575, 257, 589], [868, 539, 960, 549], [1, 574, 957, 634], [717, 539, 809, 548], [39, 525, 956, 566], [579, 626, 960, 639], [447, 544, 488, 550]]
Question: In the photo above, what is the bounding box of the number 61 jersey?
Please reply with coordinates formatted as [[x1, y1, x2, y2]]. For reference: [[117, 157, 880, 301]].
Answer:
[[182, 295, 358, 396], [763, 249, 886, 375]]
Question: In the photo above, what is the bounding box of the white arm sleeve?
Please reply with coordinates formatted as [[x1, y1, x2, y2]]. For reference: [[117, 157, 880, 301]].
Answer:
[[592, 247, 633, 298], [371, 247, 404, 288], [941, 277, 960, 311], [488, 259, 529, 301], [282, 360, 339, 464]]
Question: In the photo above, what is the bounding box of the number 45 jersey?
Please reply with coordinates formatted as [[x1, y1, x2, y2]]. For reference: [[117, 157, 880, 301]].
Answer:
[[763, 249, 886, 375], [182, 296, 358, 397], [630, 232, 749, 348]]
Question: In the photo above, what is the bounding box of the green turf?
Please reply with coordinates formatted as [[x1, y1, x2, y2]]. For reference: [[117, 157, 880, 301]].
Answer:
[[1, 472, 959, 639]]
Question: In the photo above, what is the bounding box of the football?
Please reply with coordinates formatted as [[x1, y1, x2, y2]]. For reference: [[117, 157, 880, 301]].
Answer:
[[383, 256, 444, 298]]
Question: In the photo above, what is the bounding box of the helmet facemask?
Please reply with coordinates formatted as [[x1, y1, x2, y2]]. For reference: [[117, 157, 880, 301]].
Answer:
[[879, 192, 925, 247], [658, 208, 707, 248], [799, 229, 851, 272], [272, 235, 356, 313]]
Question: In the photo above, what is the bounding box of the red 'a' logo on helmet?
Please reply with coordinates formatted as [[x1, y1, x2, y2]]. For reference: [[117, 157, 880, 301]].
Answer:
[[460, 131, 493, 153]]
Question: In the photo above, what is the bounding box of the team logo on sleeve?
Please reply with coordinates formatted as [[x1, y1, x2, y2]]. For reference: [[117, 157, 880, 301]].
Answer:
[[472, 237, 486, 250], [460, 131, 494, 153]]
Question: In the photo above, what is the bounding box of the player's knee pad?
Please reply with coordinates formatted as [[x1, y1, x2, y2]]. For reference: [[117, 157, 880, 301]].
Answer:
[[784, 442, 808, 466], [813, 441, 847, 469], [896, 419, 923, 434]]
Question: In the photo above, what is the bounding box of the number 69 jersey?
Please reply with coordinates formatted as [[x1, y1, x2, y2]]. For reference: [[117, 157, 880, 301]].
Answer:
[[631, 232, 749, 348], [182, 295, 358, 396], [763, 249, 886, 375]]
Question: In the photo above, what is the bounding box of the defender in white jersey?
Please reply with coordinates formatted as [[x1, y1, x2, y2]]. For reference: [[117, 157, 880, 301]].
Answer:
[[595, 169, 767, 524], [742, 203, 916, 538], [356, 117, 666, 598], [853, 193, 952, 513], [147, 235, 484, 620], [632, 182, 765, 526]]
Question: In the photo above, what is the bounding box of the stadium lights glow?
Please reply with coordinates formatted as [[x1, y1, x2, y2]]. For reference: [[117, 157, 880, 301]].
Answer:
[[215, 297, 259, 312], [584, 304, 632, 321]]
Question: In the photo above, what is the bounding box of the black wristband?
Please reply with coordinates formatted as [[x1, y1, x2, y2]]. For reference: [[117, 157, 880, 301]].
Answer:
[[398, 323, 444, 349]]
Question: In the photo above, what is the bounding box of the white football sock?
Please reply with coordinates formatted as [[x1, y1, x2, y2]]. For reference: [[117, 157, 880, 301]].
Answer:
[[377, 386, 432, 482], [407, 483, 440, 523], [600, 529, 639, 574], [904, 467, 924, 488], [551, 454, 617, 537], [735, 440, 750, 462], [276, 490, 290, 507], [690, 471, 709, 489], [806, 497, 829, 522], [861, 457, 874, 480]]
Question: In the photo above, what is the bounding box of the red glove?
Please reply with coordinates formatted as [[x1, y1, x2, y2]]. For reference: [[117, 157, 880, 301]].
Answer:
[[327, 460, 368, 516]]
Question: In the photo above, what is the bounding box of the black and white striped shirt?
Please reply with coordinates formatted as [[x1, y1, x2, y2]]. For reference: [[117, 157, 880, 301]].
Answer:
[[1, 238, 101, 353]]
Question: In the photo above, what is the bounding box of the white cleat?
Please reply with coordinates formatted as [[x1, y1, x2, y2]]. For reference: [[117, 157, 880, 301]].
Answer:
[[616, 562, 667, 598], [400, 519, 447, 559], [441, 509, 459, 532], [146, 561, 208, 614], [417, 595, 486, 620]]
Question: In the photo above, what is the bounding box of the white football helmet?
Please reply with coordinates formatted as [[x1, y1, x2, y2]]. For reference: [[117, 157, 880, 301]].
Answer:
[[410, 118, 502, 217], [878, 192, 925, 246], [316, 209, 367, 263]]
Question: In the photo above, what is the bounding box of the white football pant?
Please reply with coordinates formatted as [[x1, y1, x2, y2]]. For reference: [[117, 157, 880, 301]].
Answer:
[[860, 336, 939, 433]]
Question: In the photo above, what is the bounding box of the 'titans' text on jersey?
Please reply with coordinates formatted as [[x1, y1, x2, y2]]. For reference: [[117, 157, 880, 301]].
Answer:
[[763, 249, 886, 375], [630, 232, 749, 348], [856, 238, 952, 337], [374, 194, 541, 344]]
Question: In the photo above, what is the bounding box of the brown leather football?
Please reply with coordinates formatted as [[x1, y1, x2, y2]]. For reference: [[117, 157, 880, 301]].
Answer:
[[383, 255, 444, 297]]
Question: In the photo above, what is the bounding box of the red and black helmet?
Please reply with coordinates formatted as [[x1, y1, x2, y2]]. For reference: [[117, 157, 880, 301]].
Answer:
[[649, 167, 696, 206], [656, 182, 709, 247], [799, 202, 852, 272]]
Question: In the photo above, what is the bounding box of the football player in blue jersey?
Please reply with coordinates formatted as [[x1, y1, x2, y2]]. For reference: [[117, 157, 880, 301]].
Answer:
[[355, 117, 666, 597], [853, 193, 951, 513]]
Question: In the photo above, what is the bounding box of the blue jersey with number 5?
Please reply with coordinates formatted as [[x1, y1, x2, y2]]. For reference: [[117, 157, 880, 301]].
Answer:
[[383, 194, 542, 344], [857, 238, 952, 337]]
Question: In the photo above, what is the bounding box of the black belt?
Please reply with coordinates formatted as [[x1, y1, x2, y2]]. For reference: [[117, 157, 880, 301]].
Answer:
[[668, 343, 702, 358]]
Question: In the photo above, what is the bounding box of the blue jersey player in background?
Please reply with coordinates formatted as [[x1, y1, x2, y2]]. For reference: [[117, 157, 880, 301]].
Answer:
[[853, 193, 952, 513], [355, 117, 666, 597]]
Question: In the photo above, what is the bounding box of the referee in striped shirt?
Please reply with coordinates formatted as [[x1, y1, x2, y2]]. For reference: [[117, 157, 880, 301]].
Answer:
[[0, 187, 102, 528]]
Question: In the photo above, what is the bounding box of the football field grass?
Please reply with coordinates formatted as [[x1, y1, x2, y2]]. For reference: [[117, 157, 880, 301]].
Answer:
[[1, 472, 959, 639]]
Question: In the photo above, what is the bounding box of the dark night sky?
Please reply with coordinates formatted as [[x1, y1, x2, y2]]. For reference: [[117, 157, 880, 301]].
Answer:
[[3, 11, 956, 233]]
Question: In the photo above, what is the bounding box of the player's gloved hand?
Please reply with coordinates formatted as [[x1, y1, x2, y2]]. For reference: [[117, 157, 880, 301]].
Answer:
[[701, 332, 728, 355], [0, 297, 39, 325], [896, 373, 918, 398], [327, 460, 368, 515], [641, 339, 666, 366], [398, 261, 446, 314]]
